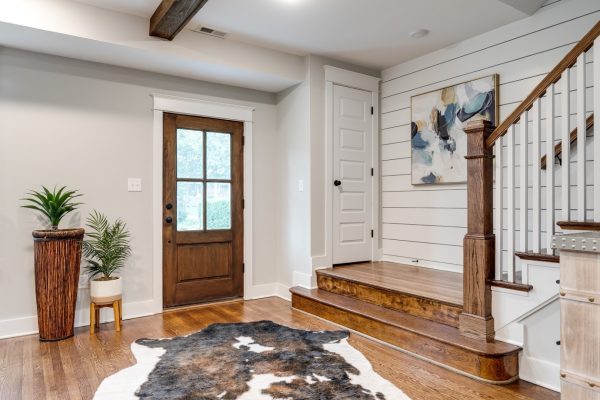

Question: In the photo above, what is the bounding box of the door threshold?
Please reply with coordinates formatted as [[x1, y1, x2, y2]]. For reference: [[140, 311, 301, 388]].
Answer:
[[163, 297, 243, 313]]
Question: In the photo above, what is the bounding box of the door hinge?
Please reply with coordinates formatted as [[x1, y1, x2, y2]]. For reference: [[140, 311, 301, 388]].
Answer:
[[371, 106, 374, 115], [371, 229, 374, 238], [243, 263, 245, 273], [371, 167, 374, 177], [242, 198, 245, 209], [242, 135, 245, 146]]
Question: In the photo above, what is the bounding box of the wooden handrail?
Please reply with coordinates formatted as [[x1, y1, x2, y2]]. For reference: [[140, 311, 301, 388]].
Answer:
[[541, 114, 594, 169], [486, 21, 600, 148]]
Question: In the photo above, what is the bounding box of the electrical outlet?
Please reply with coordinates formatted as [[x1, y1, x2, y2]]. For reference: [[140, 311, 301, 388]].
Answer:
[[128, 178, 142, 192]]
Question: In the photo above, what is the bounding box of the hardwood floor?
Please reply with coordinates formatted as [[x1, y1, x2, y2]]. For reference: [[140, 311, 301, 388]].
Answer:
[[325, 261, 463, 305], [0, 297, 558, 400]]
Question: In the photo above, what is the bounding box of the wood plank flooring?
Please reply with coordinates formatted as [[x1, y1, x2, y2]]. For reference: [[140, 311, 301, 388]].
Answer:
[[0, 297, 558, 400], [326, 261, 463, 305]]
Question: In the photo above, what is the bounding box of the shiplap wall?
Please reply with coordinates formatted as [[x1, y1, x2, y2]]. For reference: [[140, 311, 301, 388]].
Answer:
[[380, 0, 600, 273]]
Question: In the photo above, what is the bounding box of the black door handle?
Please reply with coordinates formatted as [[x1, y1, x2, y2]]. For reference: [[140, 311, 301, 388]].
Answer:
[[165, 203, 173, 210], [165, 216, 173, 224], [334, 180, 341, 186]]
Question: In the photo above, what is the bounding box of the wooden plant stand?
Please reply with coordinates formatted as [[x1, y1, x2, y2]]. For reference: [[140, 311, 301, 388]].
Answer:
[[90, 297, 122, 334]]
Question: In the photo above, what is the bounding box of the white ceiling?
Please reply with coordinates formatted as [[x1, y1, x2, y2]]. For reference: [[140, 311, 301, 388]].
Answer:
[[75, 0, 545, 70]]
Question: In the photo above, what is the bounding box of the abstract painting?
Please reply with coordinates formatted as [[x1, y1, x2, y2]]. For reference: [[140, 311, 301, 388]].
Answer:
[[411, 74, 498, 184]]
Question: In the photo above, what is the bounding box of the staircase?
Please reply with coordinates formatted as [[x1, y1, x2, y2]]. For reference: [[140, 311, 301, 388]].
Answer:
[[290, 262, 520, 383], [292, 20, 600, 387], [491, 21, 600, 289]]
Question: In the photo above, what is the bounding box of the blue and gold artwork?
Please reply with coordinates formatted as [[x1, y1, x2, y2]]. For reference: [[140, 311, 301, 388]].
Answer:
[[411, 75, 498, 184]]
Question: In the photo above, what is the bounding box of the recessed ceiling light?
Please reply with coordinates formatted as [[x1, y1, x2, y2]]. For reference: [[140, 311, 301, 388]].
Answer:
[[409, 29, 430, 39]]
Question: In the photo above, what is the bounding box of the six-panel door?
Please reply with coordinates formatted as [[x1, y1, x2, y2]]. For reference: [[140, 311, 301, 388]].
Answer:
[[332, 85, 373, 264]]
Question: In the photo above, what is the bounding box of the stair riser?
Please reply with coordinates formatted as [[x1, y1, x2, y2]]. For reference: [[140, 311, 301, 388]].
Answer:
[[292, 293, 518, 383], [317, 274, 461, 328]]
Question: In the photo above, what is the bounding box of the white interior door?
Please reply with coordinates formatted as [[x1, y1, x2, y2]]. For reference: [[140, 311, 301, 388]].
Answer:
[[332, 84, 373, 264]]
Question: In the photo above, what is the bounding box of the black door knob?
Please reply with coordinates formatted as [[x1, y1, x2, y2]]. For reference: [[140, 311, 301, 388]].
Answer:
[[334, 180, 341, 186], [165, 203, 173, 210], [165, 216, 173, 223]]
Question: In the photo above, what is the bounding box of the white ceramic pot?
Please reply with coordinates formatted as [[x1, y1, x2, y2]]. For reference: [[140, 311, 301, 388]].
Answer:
[[90, 276, 122, 301]]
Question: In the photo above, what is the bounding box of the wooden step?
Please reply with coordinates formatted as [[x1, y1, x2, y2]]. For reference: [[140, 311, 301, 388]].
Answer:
[[515, 249, 559, 263], [291, 287, 520, 383], [557, 221, 600, 231], [316, 267, 462, 328]]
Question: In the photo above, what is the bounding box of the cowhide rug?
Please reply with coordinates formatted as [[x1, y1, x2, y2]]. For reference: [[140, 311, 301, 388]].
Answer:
[[94, 320, 411, 400]]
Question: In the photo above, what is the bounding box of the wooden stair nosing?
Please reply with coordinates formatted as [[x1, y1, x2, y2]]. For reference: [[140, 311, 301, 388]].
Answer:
[[290, 286, 519, 357], [316, 270, 462, 328], [514, 250, 559, 263], [490, 280, 534, 292], [557, 221, 600, 231], [291, 287, 520, 383]]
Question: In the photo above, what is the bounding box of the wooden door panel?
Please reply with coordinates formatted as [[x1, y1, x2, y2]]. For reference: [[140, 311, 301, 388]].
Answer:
[[163, 113, 243, 308], [176, 243, 231, 281]]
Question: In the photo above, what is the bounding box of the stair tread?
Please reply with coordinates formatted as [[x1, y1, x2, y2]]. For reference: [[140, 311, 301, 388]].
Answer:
[[290, 286, 520, 356], [515, 249, 559, 263], [317, 262, 463, 306], [557, 221, 600, 231]]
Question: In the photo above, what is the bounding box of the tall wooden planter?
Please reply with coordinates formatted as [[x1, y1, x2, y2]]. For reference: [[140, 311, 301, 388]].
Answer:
[[32, 228, 85, 341]]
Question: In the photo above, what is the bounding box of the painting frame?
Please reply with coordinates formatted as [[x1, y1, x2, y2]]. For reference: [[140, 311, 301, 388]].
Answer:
[[410, 74, 499, 185]]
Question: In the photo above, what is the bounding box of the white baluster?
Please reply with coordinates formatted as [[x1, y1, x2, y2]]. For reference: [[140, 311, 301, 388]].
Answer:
[[594, 39, 600, 222], [532, 99, 541, 253], [561, 69, 571, 222], [495, 137, 503, 281], [507, 125, 516, 283], [546, 84, 556, 254], [576, 53, 587, 221], [520, 112, 529, 255]]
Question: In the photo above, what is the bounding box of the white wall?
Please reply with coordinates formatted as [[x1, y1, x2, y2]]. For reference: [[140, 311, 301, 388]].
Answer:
[[276, 56, 379, 288], [0, 47, 280, 338], [380, 0, 600, 272], [275, 64, 311, 288]]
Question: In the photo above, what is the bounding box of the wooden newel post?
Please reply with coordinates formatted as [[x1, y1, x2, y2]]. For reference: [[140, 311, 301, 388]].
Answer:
[[459, 120, 496, 342]]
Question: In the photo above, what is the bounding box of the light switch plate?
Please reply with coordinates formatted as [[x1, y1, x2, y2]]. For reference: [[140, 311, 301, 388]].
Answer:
[[128, 178, 142, 192], [298, 180, 304, 192]]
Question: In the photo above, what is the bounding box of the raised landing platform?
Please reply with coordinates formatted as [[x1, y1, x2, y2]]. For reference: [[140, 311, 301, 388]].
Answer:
[[291, 261, 521, 383]]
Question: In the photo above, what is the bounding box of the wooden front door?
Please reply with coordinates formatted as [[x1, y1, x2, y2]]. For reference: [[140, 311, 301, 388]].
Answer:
[[163, 113, 243, 308]]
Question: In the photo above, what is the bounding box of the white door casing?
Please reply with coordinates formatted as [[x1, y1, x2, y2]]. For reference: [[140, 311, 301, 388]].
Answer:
[[332, 85, 373, 264]]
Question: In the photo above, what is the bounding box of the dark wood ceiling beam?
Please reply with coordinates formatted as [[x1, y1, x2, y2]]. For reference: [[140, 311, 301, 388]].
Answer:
[[150, 0, 210, 41]]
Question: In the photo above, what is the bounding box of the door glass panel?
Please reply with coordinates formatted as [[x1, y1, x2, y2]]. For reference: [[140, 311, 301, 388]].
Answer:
[[206, 132, 231, 179], [206, 182, 231, 230], [177, 182, 204, 231], [177, 129, 203, 179]]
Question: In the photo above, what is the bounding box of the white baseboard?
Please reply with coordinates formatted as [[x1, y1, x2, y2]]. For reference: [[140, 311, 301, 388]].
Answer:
[[519, 354, 560, 393], [1, 283, 293, 340], [293, 270, 314, 289], [311, 255, 330, 269], [274, 284, 291, 301], [247, 283, 291, 301], [0, 297, 158, 340], [382, 254, 463, 273]]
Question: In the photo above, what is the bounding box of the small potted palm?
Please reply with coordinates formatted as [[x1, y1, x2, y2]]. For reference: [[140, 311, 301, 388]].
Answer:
[[83, 211, 131, 302], [21, 186, 84, 341]]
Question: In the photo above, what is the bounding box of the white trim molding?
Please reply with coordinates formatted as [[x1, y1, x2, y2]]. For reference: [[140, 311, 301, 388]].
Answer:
[[324, 66, 381, 92], [151, 94, 258, 311], [321, 67, 381, 269]]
